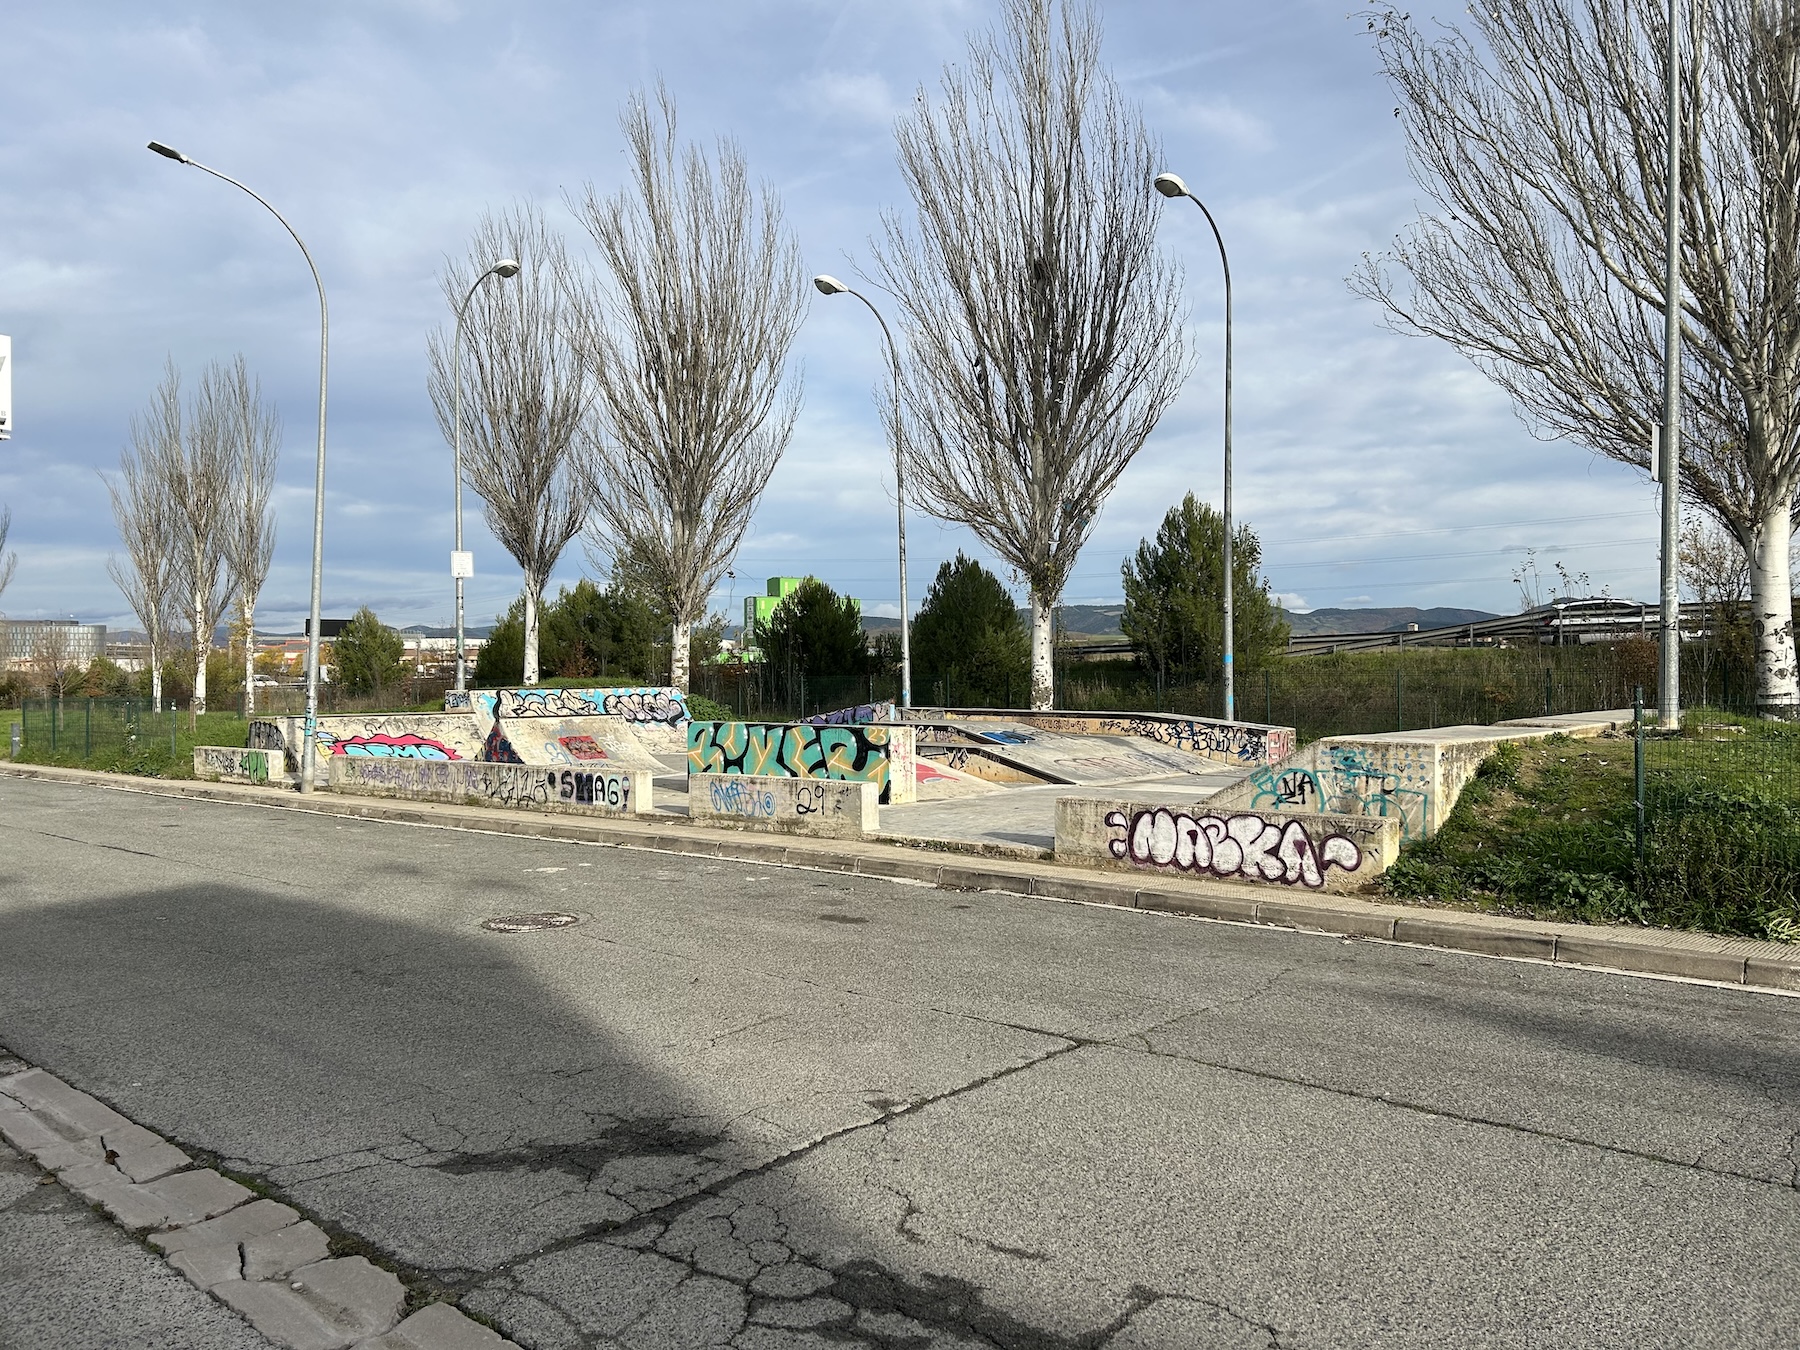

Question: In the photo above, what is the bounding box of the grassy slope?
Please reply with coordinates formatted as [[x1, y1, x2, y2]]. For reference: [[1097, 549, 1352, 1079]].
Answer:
[[1385, 716, 1800, 941]]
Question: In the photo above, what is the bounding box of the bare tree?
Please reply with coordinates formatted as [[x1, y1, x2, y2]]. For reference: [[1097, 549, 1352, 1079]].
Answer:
[[216, 356, 279, 715], [568, 88, 804, 695], [1356, 0, 1800, 718], [1681, 517, 1751, 608], [429, 203, 591, 686], [28, 625, 78, 702], [0, 505, 16, 603], [170, 361, 242, 718], [871, 0, 1188, 710], [105, 376, 182, 712]]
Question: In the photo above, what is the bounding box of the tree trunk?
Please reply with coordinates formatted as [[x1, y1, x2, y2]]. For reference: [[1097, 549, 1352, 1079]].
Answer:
[[670, 616, 693, 694], [1029, 591, 1053, 711], [150, 632, 163, 714], [191, 590, 208, 718], [1752, 501, 1799, 720], [241, 594, 256, 718], [523, 587, 541, 687]]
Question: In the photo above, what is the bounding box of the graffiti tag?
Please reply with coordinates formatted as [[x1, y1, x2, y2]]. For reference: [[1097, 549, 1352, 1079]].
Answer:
[[1105, 808, 1361, 889]]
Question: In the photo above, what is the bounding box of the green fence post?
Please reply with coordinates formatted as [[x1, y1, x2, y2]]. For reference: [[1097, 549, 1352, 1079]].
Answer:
[[171, 708, 178, 758], [1633, 685, 1645, 874], [1543, 667, 1553, 716], [85, 700, 92, 758], [1395, 669, 1404, 732], [50, 699, 57, 755]]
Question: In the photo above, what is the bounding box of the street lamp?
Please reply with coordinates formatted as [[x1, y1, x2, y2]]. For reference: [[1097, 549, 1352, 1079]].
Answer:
[[813, 274, 913, 710], [450, 258, 522, 692], [1154, 170, 1237, 723], [148, 140, 332, 790]]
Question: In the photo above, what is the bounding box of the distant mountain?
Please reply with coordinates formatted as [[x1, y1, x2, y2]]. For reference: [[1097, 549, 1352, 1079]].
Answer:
[[862, 603, 1124, 638], [1282, 606, 1500, 637]]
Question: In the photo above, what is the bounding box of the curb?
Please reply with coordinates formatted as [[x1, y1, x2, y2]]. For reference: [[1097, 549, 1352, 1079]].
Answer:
[[5, 760, 1797, 995]]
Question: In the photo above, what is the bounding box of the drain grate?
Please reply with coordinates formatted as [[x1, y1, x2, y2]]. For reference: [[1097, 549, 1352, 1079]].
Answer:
[[481, 912, 581, 933]]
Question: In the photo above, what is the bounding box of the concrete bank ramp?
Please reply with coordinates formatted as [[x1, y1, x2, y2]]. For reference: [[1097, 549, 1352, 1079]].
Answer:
[[486, 715, 663, 769], [926, 720, 1222, 786], [248, 712, 483, 770]]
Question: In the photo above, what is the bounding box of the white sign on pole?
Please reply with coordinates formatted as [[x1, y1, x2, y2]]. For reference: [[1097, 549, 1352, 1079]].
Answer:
[[0, 335, 11, 440], [450, 550, 474, 578]]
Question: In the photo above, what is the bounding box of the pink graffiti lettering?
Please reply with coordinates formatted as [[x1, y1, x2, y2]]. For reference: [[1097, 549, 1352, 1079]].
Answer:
[[335, 733, 460, 760]]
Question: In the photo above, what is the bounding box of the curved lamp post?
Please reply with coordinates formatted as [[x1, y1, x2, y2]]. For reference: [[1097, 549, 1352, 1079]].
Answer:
[[1154, 171, 1237, 723], [450, 259, 521, 691], [148, 140, 333, 789], [813, 275, 912, 710]]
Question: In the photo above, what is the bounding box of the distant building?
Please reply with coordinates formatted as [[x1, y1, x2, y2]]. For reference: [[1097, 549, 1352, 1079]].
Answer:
[[739, 577, 860, 660], [2, 619, 107, 671]]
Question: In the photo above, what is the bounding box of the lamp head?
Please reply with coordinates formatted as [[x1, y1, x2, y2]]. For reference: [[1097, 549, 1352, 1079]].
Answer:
[[492, 259, 521, 279], [1153, 172, 1189, 199], [812, 274, 849, 296], [147, 141, 189, 164]]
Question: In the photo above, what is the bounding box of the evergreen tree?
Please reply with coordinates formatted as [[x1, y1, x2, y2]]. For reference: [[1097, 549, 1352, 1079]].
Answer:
[[1121, 495, 1289, 688], [541, 578, 660, 682], [910, 552, 1029, 707], [331, 607, 408, 697], [762, 578, 866, 680]]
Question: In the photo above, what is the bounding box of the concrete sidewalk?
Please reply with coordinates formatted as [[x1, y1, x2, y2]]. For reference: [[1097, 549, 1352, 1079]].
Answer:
[[4, 761, 1795, 994]]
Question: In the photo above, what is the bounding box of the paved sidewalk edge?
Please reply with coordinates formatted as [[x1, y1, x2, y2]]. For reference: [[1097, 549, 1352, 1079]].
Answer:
[[4, 760, 1796, 994]]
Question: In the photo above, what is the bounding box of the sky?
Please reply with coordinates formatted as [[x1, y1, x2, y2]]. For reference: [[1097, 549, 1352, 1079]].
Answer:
[[0, 0, 1664, 633]]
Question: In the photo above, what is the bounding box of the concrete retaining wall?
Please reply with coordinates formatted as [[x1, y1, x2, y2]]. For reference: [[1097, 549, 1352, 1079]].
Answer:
[[1056, 797, 1399, 893], [687, 721, 917, 804], [248, 713, 483, 772], [326, 757, 652, 815], [193, 746, 283, 785], [689, 773, 877, 839]]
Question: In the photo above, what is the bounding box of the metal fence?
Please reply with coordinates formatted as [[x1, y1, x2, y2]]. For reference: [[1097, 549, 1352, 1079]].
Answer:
[[17, 699, 183, 760]]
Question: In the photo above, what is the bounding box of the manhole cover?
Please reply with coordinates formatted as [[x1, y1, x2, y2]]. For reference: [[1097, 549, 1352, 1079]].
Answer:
[[481, 912, 581, 933]]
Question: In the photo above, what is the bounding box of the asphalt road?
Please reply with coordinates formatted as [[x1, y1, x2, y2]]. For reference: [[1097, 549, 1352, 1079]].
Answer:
[[2, 772, 1798, 1349]]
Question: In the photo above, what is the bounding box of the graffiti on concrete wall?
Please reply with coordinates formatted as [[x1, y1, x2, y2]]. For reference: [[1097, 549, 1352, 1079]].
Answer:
[[1318, 746, 1431, 842], [334, 732, 460, 760], [707, 778, 777, 818], [688, 721, 894, 800], [330, 758, 638, 813], [489, 686, 689, 726], [1249, 765, 1324, 811], [995, 713, 1294, 765], [1105, 807, 1362, 888], [484, 722, 522, 764], [443, 690, 472, 711], [194, 746, 274, 784], [804, 702, 897, 726], [557, 735, 607, 761]]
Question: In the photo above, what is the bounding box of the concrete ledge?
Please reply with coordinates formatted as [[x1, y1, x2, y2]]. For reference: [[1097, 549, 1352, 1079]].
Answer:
[[1056, 796, 1399, 893], [690, 773, 878, 839], [327, 757, 653, 816], [192, 746, 283, 785], [4, 761, 1797, 995]]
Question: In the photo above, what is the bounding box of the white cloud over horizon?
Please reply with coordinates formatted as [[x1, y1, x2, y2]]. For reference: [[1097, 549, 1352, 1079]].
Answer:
[[0, 0, 1662, 636]]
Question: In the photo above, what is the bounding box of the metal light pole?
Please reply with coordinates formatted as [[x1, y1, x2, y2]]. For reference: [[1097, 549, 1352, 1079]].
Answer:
[[148, 141, 331, 790], [813, 275, 912, 710], [450, 259, 522, 691], [1657, 0, 1683, 730], [1154, 172, 1236, 722]]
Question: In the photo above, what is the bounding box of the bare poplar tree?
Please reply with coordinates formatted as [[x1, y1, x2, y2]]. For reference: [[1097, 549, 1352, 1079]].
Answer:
[[567, 87, 804, 694], [0, 506, 16, 603], [1356, 0, 1800, 718], [217, 356, 279, 715], [172, 362, 242, 718], [106, 377, 182, 712], [871, 0, 1188, 710], [429, 203, 591, 686]]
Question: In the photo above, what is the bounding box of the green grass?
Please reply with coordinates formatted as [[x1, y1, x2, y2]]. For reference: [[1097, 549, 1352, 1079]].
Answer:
[[11, 706, 253, 779], [1383, 716, 1800, 940]]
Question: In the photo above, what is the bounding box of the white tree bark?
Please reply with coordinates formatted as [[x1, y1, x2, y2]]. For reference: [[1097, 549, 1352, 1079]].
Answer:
[[1029, 592, 1054, 710], [523, 585, 542, 687], [669, 615, 693, 694], [150, 642, 163, 713], [190, 584, 209, 716], [1751, 503, 1798, 716], [241, 597, 256, 717]]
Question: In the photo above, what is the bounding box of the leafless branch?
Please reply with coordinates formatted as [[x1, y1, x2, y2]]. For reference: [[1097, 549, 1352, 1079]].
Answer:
[[430, 202, 592, 685], [566, 86, 805, 693]]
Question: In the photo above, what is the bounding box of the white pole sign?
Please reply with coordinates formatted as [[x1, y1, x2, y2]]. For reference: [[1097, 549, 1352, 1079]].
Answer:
[[450, 550, 474, 578], [0, 335, 11, 440]]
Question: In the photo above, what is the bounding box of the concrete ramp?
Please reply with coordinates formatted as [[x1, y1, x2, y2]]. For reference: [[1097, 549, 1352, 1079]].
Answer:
[[937, 721, 1220, 785], [485, 715, 663, 769]]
